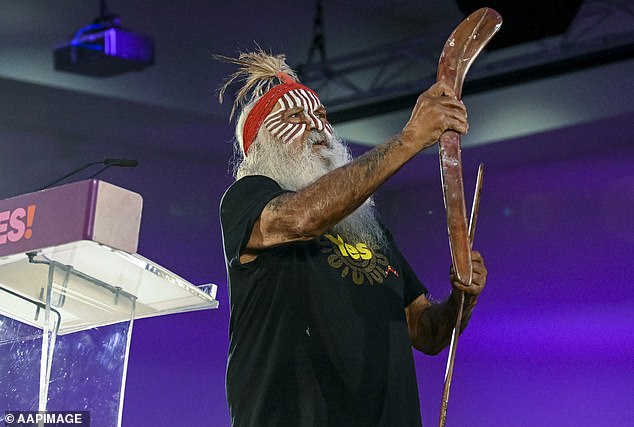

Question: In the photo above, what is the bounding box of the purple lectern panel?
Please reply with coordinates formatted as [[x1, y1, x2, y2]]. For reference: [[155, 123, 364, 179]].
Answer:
[[0, 180, 141, 258]]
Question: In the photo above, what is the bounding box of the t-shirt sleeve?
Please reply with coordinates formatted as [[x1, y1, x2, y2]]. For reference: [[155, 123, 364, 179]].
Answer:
[[220, 175, 291, 268], [397, 250, 429, 307], [384, 227, 428, 307]]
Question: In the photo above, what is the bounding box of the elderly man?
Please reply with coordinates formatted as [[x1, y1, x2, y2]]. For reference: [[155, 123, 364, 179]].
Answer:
[[218, 50, 487, 427]]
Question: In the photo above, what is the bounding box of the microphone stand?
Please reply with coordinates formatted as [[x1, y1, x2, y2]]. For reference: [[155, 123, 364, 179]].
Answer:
[[36, 161, 104, 191], [36, 159, 139, 191]]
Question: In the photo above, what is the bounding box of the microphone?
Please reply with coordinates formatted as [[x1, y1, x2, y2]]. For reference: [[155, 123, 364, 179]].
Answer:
[[37, 158, 139, 191]]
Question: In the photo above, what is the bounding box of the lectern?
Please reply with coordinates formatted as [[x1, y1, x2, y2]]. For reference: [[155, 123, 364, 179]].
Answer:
[[0, 180, 219, 426]]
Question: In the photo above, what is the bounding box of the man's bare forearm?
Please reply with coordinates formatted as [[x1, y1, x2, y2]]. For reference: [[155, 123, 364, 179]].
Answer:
[[259, 135, 420, 244], [409, 292, 478, 355]]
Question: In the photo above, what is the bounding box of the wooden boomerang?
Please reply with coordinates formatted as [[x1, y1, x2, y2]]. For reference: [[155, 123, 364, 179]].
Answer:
[[437, 7, 502, 287], [437, 8, 501, 427]]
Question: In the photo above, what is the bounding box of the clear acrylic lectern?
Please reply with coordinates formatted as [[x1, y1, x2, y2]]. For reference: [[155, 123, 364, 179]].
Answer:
[[0, 180, 219, 427]]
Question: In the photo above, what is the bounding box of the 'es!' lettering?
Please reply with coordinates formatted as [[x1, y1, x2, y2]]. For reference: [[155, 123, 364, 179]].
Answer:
[[0, 204, 36, 245]]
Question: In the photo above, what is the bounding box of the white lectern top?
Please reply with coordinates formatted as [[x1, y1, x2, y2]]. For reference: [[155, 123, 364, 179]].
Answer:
[[0, 180, 218, 334]]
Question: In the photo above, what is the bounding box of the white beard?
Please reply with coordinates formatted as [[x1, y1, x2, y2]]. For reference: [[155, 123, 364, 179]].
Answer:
[[234, 127, 387, 249]]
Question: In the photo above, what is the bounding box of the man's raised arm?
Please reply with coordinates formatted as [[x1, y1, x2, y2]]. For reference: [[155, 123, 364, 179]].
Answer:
[[245, 82, 469, 257]]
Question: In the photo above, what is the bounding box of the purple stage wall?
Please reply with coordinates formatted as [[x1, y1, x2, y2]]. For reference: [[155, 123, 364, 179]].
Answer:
[[111, 112, 633, 426], [376, 113, 634, 426]]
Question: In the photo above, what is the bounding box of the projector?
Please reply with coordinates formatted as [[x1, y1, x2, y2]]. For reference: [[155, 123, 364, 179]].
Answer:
[[54, 26, 154, 77]]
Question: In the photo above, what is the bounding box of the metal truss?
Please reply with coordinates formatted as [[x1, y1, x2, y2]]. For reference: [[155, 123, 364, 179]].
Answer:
[[297, 0, 634, 123]]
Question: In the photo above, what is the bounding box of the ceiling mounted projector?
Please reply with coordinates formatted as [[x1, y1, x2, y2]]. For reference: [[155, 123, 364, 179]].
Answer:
[[54, 10, 154, 77]]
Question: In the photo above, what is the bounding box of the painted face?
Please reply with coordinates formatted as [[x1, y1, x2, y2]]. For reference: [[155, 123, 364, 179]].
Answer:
[[262, 88, 333, 145]]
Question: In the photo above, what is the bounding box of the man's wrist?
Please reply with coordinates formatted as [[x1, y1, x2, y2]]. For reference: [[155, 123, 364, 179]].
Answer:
[[397, 130, 433, 156], [450, 289, 479, 308]]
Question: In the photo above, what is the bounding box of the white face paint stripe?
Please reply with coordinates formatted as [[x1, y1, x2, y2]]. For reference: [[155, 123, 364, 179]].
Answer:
[[268, 121, 289, 135], [278, 123, 297, 138], [288, 92, 304, 111], [263, 96, 288, 137], [277, 115, 301, 137], [263, 119, 281, 130], [298, 90, 315, 111], [305, 90, 319, 109], [305, 92, 326, 131], [305, 90, 330, 133], [282, 124, 306, 143], [282, 93, 297, 109], [263, 111, 284, 126], [295, 91, 319, 130]]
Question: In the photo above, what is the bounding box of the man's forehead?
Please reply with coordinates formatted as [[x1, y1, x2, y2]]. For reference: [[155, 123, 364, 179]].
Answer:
[[270, 89, 325, 112]]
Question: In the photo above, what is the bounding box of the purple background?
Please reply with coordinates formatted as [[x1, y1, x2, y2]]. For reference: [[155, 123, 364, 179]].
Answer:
[[104, 110, 633, 426], [1, 73, 631, 426]]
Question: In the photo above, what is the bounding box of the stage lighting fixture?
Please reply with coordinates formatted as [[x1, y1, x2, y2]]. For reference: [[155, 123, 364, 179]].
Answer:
[[54, 4, 154, 77]]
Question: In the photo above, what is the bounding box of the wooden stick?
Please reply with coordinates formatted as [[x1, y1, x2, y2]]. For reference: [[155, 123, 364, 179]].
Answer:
[[439, 163, 484, 427]]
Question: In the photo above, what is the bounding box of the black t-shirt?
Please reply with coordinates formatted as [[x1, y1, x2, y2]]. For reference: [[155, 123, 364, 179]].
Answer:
[[220, 175, 428, 427]]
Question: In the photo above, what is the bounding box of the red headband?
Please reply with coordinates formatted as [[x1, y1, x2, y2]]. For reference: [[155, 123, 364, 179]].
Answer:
[[242, 74, 318, 155]]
